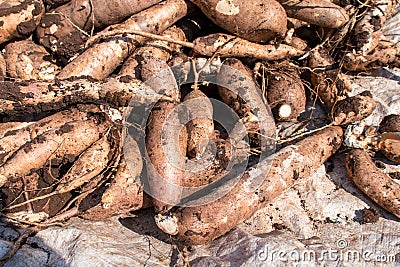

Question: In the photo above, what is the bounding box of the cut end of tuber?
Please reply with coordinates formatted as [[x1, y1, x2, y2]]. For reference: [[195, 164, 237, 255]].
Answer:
[[278, 104, 292, 119], [155, 213, 179, 235]]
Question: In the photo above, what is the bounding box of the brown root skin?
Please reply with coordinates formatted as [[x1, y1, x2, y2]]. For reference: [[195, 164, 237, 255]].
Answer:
[[343, 42, 400, 71], [193, 33, 304, 61], [217, 58, 255, 117], [332, 91, 376, 125], [0, 0, 44, 44], [182, 131, 249, 188], [0, 116, 110, 186], [286, 36, 309, 51], [145, 100, 188, 213], [352, 0, 396, 54], [56, 0, 190, 80], [0, 53, 6, 80], [0, 76, 164, 117], [276, 0, 349, 28], [0, 122, 32, 139], [81, 136, 145, 220], [190, 0, 287, 42], [379, 132, 400, 163], [36, 0, 162, 61], [346, 149, 400, 219], [184, 90, 214, 158], [159, 126, 343, 244], [267, 64, 306, 121], [140, 57, 181, 100], [0, 108, 91, 165], [80, 158, 145, 220], [5, 39, 60, 80], [44, 0, 71, 10], [119, 25, 187, 77], [56, 133, 111, 193], [379, 114, 400, 133], [217, 58, 275, 147]]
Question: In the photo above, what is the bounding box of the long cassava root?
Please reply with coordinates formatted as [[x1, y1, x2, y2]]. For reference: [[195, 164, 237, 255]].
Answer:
[[346, 149, 400, 219], [156, 126, 343, 244]]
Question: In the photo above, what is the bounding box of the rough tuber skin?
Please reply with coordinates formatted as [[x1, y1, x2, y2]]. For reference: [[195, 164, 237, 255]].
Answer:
[[276, 0, 349, 28], [56, 133, 111, 193], [332, 91, 376, 125], [189, 0, 287, 42], [36, 0, 162, 61], [343, 43, 400, 71], [379, 114, 400, 133], [0, 107, 92, 164], [0, 75, 165, 118], [346, 149, 400, 219], [0, 0, 45, 44], [56, 0, 191, 80], [217, 58, 275, 149], [5, 39, 59, 80], [378, 132, 400, 163], [266, 63, 306, 121], [0, 116, 111, 187], [193, 33, 304, 61], [145, 100, 188, 213], [184, 89, 214, 158], [156, 126, 343, 244], [309, 47, 352, 110], [119, 25, 187, 77]]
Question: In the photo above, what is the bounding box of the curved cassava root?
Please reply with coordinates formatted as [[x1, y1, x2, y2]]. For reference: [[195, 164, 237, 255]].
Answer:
[[156, 126, 343, 244], [346, 149, 400, 219]]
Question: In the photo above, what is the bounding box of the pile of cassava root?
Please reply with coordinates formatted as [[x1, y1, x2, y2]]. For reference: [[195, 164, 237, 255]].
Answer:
[[0, 0, 399, 256]]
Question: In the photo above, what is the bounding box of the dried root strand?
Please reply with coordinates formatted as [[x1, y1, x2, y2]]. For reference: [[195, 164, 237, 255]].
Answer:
[[80, 154, 145, 220], [309, 47, 352, 111], [343, 42, 400, 71]]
